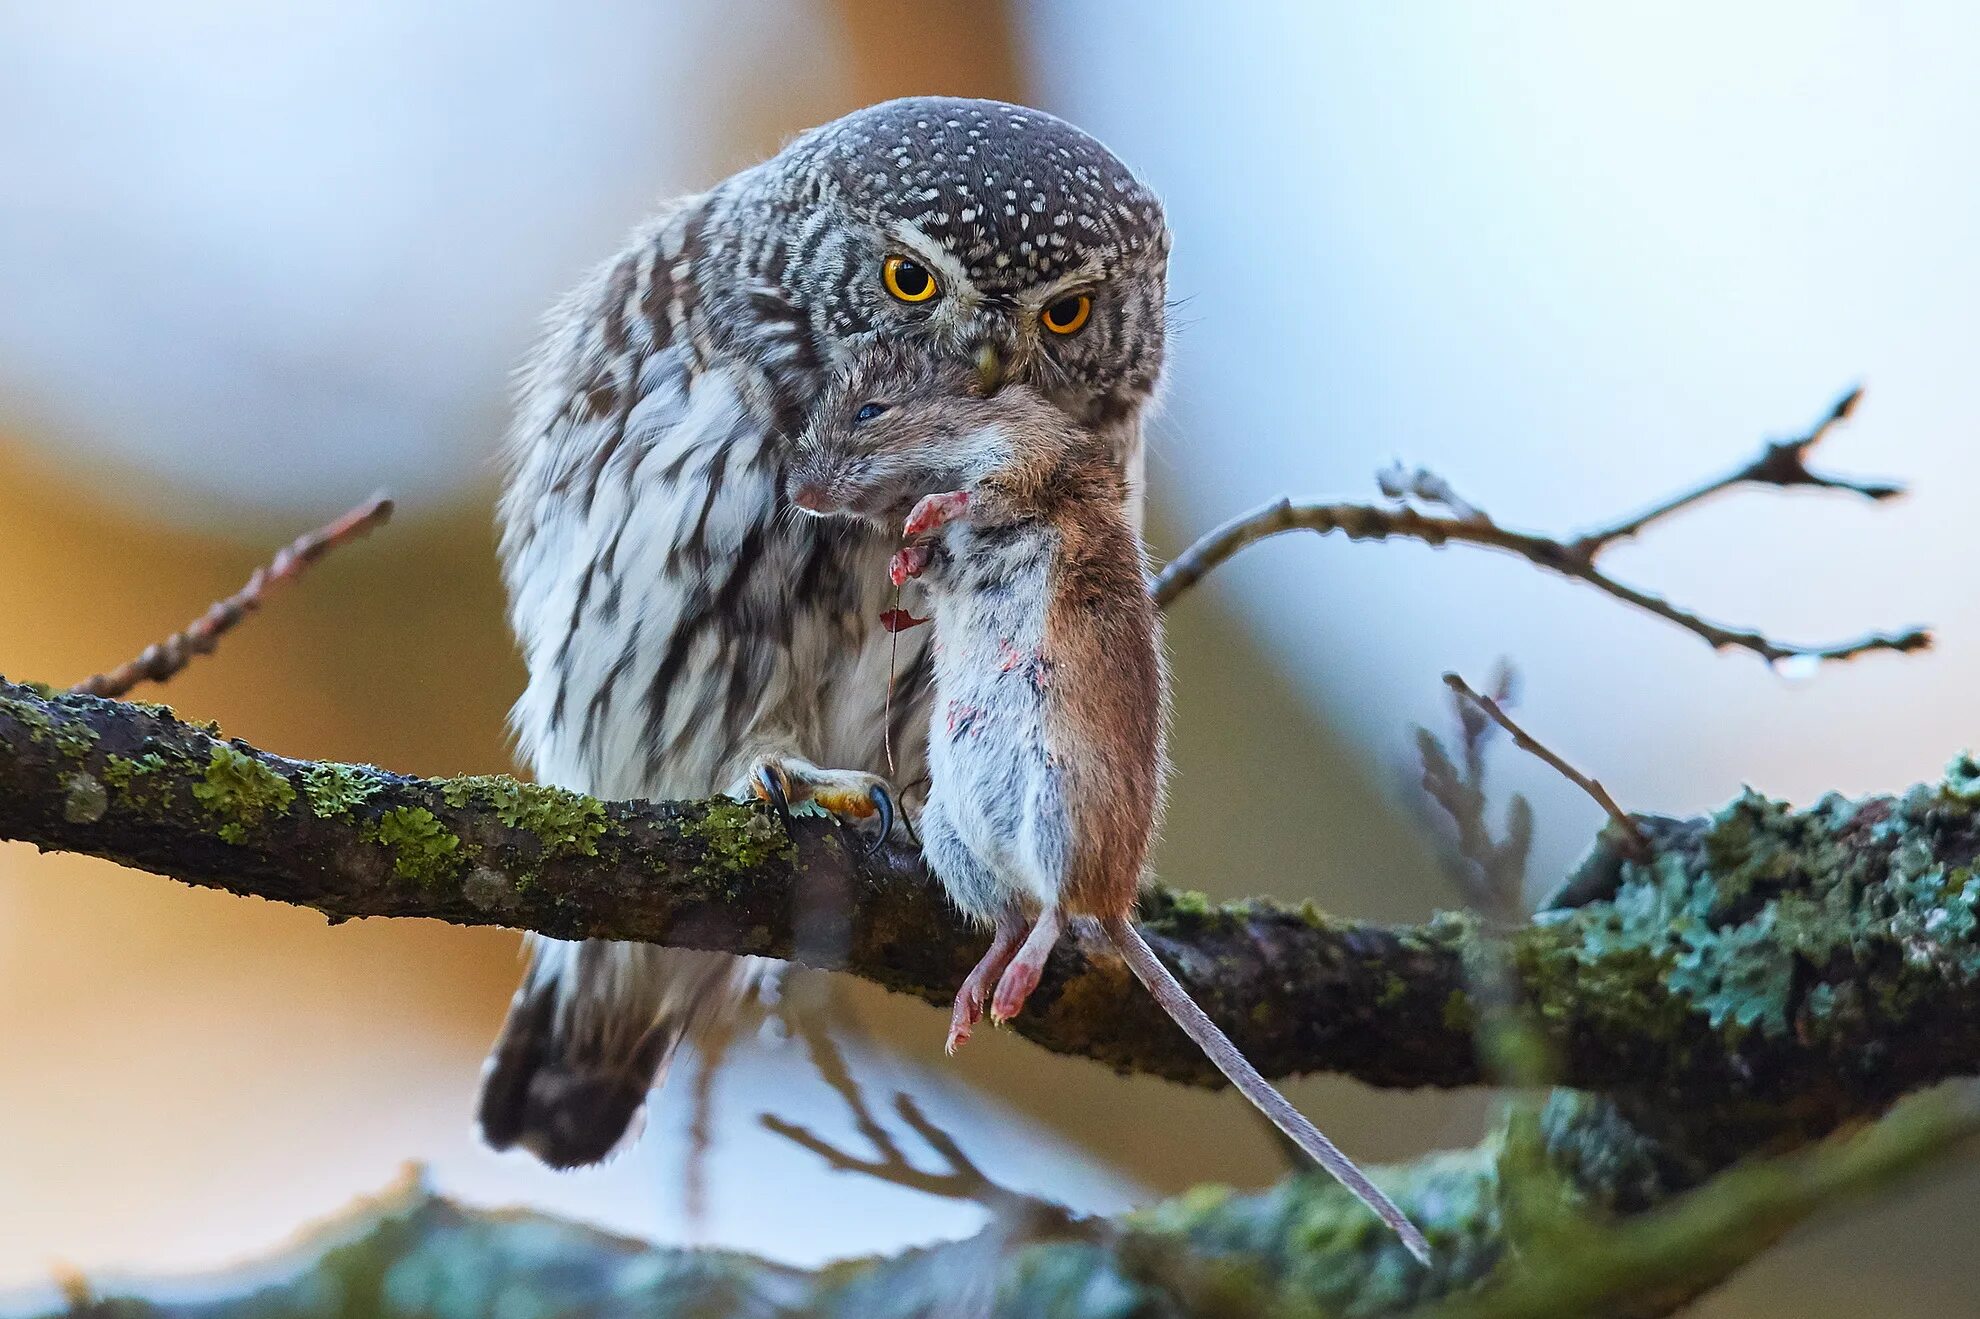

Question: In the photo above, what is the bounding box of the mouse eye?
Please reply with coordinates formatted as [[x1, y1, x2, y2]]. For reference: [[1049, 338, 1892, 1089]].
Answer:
[[854, 401, 889, 424], [1041, 293, 1092, 335], [882, 255, 939, 304]]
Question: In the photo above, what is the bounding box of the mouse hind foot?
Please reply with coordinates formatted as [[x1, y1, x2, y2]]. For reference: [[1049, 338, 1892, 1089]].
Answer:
[[947, 911, 1027, 1053], [990, 905, 1064, 1026]]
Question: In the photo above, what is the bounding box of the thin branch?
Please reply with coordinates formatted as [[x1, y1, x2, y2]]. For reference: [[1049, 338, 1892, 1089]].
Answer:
[[1567, 386, 1892, 556], [760, 1010, 1045, 1213], [1442, 672, 1650, 862], [1414, 659, 1533, 923], [1152, 390, 1928, 667], [682, 1006, 743, 1235], [70, 493, 395, 698], [1378, 460, 1489, 524]]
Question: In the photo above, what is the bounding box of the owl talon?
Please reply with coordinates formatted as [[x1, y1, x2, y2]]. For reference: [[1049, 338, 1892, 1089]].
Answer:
[[752, 764, 794, 825], [861, 784, 895, 859], [734, 758, 903, 856]]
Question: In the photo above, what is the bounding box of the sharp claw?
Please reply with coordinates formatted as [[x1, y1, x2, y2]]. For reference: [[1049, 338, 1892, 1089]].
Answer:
[[754, 764, 793, 825], [861, 784, 895, 859]]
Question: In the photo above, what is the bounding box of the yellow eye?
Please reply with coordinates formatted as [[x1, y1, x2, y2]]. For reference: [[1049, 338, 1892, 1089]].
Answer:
[[1041, 293, 1092, 335], [882, 254, 939, 303]]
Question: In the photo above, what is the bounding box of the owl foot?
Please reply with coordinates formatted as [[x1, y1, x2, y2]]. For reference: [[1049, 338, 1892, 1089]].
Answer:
[[946, 913, 1027, 1054], [903, 490, 969, 538], [990, 905, 1064, 1025], [736, 757, 896, 858]]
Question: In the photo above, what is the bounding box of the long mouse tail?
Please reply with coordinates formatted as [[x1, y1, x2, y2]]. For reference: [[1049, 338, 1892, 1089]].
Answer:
[[1101, 915, 1434, 1267]]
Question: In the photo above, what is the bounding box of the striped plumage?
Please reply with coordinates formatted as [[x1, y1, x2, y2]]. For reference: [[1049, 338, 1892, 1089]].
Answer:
[[481, 97, 1169, 1169]]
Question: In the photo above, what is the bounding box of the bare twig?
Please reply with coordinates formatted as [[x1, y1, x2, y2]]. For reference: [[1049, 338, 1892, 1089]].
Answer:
[[1443, 672, 1650, 861], [682, 1008, 743, 1235], [1567, 387, 1892, 557], [1377, 460, 1489, 524], [1414, 660, 1533, 922], [760, 1011, 1044, 1213], [70, 493, 395, 698], [1152, 389, 1927, 667]]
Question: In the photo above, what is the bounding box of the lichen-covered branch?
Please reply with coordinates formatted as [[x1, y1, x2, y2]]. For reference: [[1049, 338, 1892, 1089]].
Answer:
[[9, 673, 1980, 1138], [44, 1090, 1977, 1319]]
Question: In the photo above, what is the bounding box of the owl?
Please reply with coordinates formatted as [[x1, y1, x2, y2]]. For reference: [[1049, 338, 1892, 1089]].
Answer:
[[480, 97, 1170, 1168]]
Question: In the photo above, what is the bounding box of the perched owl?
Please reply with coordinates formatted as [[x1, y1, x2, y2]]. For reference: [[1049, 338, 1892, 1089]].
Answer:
[[480, 97, 1170, 1168]]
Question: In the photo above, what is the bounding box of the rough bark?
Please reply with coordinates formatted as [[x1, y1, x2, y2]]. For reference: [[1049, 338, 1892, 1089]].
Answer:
[[8, 676, 1980, 1118]]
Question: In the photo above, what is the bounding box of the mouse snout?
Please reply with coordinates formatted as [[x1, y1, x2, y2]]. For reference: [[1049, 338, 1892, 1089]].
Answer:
[[788, 478, 835, 515], [786, 450, 855, 516]]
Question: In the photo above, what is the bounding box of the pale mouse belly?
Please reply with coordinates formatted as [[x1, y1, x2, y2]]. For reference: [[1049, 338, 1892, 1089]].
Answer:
[[924, 601, 1070, 910]]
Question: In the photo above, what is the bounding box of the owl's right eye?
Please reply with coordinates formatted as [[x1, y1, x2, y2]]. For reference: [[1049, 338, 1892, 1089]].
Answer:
[[855, 402, 889, 424], [882, 255, 939, 304]]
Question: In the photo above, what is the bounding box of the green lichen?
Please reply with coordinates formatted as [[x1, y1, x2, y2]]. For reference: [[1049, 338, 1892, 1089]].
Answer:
[[677, 799, 795, 882], [1670, 905, 1796, 1035], [52, 718, 97, 759], [1940, 751, 1980, 806], [1443, 990, 1475, 1035], [439, 775, 608, 858], [62, 772, 108, 824], [364, 807, 462, 885], [0, 690, 56, 744], [1532, 777, 1980, 1049], [303, 762, 387, 819], [1162, 888, 1216, 919], [101, 752, 169, 792], [191, 744, 296, 844]]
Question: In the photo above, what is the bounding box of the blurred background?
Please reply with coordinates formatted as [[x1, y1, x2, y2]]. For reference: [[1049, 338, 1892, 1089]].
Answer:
[[2, 2, 1976, 1313]]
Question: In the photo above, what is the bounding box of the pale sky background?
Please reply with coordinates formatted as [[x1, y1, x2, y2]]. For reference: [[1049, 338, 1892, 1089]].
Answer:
[[1, 1, 1976, 1311]]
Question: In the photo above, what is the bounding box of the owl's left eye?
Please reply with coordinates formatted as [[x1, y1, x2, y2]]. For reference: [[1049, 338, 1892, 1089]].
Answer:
[[1041, 293, 1092, 335], [882, 255, 939, 304]]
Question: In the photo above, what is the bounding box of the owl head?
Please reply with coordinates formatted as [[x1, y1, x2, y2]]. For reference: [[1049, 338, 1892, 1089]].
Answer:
[[728, 97, 1171, 433]]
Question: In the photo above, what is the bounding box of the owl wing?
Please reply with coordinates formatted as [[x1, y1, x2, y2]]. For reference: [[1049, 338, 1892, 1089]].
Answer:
[[480, 197, 814, 1167]]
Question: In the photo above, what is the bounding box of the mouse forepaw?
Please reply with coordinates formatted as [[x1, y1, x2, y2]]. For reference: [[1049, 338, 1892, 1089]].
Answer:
[[889, 544, 932, 585], [903, 490, 969, 538]]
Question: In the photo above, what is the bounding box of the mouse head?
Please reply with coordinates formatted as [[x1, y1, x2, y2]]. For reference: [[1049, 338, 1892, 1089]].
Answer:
[[787, 340, 1059, 526]]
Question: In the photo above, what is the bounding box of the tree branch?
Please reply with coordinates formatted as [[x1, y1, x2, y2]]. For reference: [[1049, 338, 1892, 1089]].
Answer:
[[8, 674, 1980, 1135], [1151, 389, 1926, 667], [71, 494, 394, 698], [44, 1089, 1977, 1319], [1442, 671, 1649, 861]]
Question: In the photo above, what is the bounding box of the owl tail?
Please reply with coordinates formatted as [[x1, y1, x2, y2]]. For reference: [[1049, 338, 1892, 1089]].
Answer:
[[476, 938, 754, 1169]]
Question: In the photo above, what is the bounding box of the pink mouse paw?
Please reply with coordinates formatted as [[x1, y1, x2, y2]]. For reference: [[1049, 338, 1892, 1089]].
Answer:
[[903, 490, 969, 538], [890, 544, 932, 585], [989, 960, 1043, 1026]]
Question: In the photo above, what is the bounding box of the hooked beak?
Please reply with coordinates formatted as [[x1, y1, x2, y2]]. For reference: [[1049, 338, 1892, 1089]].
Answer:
[[973, 342, 1003, 396]]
